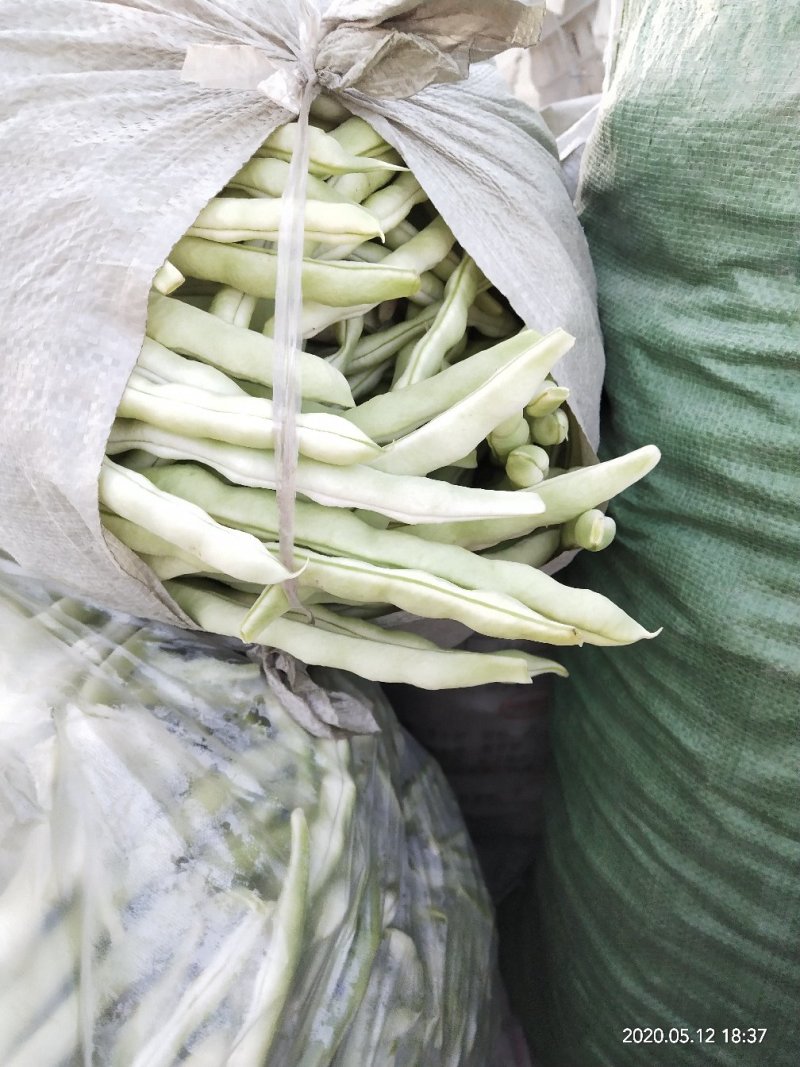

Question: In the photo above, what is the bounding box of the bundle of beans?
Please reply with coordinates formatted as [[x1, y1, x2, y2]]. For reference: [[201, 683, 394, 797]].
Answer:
[[101, 107, 660, 690]]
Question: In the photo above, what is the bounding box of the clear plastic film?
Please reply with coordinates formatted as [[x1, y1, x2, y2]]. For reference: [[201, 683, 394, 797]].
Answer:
[[0, 560, 499, 1066]]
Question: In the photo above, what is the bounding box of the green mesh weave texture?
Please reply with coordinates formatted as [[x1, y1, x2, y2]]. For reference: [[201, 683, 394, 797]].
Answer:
[[501, 2, 800, 1064]]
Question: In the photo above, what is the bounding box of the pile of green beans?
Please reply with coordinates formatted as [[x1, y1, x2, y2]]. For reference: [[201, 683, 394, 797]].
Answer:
[[103, 105, 661, 689]]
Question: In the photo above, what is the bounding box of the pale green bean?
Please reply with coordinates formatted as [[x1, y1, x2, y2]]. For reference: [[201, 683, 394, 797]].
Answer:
[[243, 545, 582, 646], [135, 339, 247, 396], [482, 528, 562, 568], [99, 459, 290, 585], [346, 304, 439, 373], [329, 315, 365, 373], [346, 328, 544, 443], [107, 420, 546, 524], [371, 330, 572, 476], [258, 123, 404, 176], [487, 414, 531, 465], [229, 157, 353, 203], [169, 237, 420, 308], [505, 444, 550, 487], [359, 172, 429, 235], [393, 254, 483, 387], [117, 379, 381, 465], [188, 198, 383, 245], [208, 286, 257, 328], [167, 579, 559, 689], [529, 408, 569, 446], [147, 463, 656, 645], [152, 260, 184, 295], [402, 446, 661, 548], [562, 509, 617, 551], [385, 220, 511, 320], [328, 116, 388, 157], [146, 294, 354, 407], [327, 161, 400, 205], [525, 382, 570, 418]]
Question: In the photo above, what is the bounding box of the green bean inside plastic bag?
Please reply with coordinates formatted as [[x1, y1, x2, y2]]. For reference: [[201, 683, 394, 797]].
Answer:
[[0, 561, 497, 1066]]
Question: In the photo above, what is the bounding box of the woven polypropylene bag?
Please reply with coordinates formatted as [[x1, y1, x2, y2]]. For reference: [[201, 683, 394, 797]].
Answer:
[[0, 0, 603, 628], [500, 2, 800, 1064]]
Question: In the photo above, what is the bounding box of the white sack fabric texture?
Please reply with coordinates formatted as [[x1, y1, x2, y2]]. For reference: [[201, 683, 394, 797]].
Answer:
[[0, 561, 499, 1066], [0, 0, 603, 628]]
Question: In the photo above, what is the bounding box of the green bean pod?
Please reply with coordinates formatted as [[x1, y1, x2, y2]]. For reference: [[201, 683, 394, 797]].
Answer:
[[258, 123, 405, 177], [505, 444, 550, 488], [136, 339, 247, 397], [561, 509, 617, 552], [169, 237, 421, 308], [328, 116, 389, 157], [402, 446, 662, 548], [243, 545, 582, 646], [393, 254, 484, 388], [371, 330, 573, 476], [346, 328, 544, 443], [229, 157, 353, 203], [529, 408, 570, 446], [167, 579, 563, 690], [117, 377, 382, 466], [106, 420, 547, 525], [482, 528, 562, 568], [99, 459, 291, 585], [188, 198, 383, 246], [208, 286, 257, 328], [151, 260, 184, 295], [487, 415, 531, 465], [525, 382, 571, 418], [146, 294, 354, 407], [145, 464, 657, 646]]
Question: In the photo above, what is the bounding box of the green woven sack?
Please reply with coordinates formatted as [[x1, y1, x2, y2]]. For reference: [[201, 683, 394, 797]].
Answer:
[[500, 2, 800, 1064]]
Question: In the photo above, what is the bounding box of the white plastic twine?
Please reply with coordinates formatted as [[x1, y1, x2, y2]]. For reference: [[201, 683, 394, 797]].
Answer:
[[270, 8, 323, 611], [183, 4, 324, 613]]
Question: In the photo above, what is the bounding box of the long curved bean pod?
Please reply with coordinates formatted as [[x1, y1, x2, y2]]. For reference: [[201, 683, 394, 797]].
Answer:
[[117, 378, 381, 466], [228, 157, 353, 202], [345, 328, 544, 442], [402, 446, 662, 548], [167, 579, 564, 690], [107, 420, 546, 524], [347, 242, 443, 305], [243, 545, 582, 646], [146, 464, 657, 646], [257, 123, 404, 177], [385, 220, 513, 321], [346, 304, 440, 373], [146, 294, 354, 407], [371, 330, 573, 476], [188, 198, 383, 246], [136, 339, 247, 397], [169, 237, 421, 308], [393, 253, 484, 388], [98, 459, 290, 585], [329, 315, 365, 373]]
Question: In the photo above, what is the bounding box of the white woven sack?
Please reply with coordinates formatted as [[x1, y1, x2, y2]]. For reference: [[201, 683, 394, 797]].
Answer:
[[0, 0, 604, 627]]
